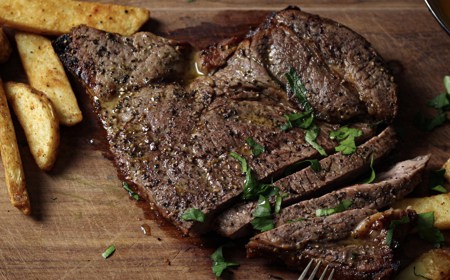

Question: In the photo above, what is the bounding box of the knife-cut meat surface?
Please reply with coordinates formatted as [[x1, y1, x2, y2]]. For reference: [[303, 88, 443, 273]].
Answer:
[[54, 7, 398, 236], [247, 208, 417, 280]]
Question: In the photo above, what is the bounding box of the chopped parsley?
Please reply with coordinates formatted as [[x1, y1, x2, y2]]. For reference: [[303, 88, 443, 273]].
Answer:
[[282, 68, 327, 156], [181, 208, 205, 222], [315, 199, 352, 217], [102, 245, 116, 259], [280, 112, 314, 131], [417, 75, 450, 131], [360, 155, 376, 184], [386, 215, 410, 246], [251, 195, 275, 232], [305, 125, 327, 156], [211, 246, 239, 277], [417, 212, 445, 246], [230, 152, 279, 200], [285, 67, 312, 112], [429, 169, 447, 193], [122, 182, 140, 200], [329, 127, 363, 155], [246, 137, 265, 157]]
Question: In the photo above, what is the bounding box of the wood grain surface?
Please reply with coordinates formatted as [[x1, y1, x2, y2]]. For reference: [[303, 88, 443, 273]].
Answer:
[[0, 0, 449, 279]]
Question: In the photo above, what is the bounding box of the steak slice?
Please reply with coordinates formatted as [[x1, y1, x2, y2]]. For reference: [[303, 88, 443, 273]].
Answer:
[[214, 126, 397, 238], [54, 7, 397, 235], [277, 154, 430, 225], [247, 208, 417, 280]]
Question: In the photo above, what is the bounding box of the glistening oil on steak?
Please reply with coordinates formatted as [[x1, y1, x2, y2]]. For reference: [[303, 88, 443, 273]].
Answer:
[[53, 6, 418, 279]]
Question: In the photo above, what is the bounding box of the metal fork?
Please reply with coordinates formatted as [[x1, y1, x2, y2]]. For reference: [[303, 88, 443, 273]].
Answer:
[[298, 259, 335, 280]]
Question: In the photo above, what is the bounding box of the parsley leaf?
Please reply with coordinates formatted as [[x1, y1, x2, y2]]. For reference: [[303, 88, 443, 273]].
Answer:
[[102, 245, 116, 259], [305, 125, 327, 156], [122, 182, 140, 200], [386, 216, 410, 246], [181, 208, 205, 222], [280, 112, 315, 131], [329, 127, 363, 155], [230, 152, 248, 173], [230, 152, 279, 200], [361, 155, 376, 184], [251, 195, 275, 232], [445, 75, 450, 94], [429, 169, 447, 193], [211, 246, 239, 277], [285, 67, 312, 112], [417, 76, 450, 131], [417, 212, 445, 246], [315, 199, 352, 217], [274, 193, 288, 214], [246, 137, 265, 157]]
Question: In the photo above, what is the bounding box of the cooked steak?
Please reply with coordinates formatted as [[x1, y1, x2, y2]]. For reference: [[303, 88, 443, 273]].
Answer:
[[247, 208, 417, 280], [215, 126, 397, 238], [54, 7, 398, 236], [277, 154, 430, 225]]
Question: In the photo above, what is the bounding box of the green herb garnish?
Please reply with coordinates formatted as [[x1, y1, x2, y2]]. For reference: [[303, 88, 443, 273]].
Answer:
[[211, 246, 239, 277], [230, 152, 279, 200], [123, 182, 139, 200], [305, 125, 327, 156], [230, 151, 248, 173], [417, 75, 450, 131], [361, 155, 376, 184], [274, 193, 288, 214], [429, 169, 447, 193], [102, 245, 116, 259], [329, 127, 363, 155], [285, 67, 312, 112], [251, 195, 275, 232], [181, 208, 205, 222], [417, 212, 445, 246], [246, 137, 265, 157], [283, 69, 327, 156], [386, 216, 410, 246], [315, 199, 352, 217], [280, 112, 314, 131]]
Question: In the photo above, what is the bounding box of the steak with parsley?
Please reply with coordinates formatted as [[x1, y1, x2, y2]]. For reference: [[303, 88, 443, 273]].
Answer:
[[215, 126, 397, 238], [247, 208, 416, 280], [54, 7, 397, 236]]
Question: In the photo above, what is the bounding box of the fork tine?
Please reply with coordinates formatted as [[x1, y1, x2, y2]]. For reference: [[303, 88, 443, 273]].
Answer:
[[318, 265, 329, 280], [327, 268, 335, 280], [307, 261, 321, 280], [298, 259, 313, 280]]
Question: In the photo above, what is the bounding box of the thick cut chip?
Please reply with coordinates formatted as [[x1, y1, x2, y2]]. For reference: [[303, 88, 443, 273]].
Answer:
[[395, 248, 450, 280], [0, 0, 150, 36], [0, 79, 30, 214], [15, 32, 82, 126], [5, 82, 60, 171]]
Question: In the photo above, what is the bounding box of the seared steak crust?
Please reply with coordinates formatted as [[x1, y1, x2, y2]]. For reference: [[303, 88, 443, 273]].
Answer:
[[55, 7, 397, 236]]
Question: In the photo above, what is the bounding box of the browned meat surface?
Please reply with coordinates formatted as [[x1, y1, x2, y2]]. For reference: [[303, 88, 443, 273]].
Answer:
[[54, 7, 397, 236], [277, 155, 430, 225], [247, 208, 417, 280], [215, 126, 397, 238]]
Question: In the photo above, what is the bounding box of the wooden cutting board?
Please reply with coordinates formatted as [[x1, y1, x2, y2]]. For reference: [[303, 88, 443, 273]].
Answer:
[[0, 0, 449, 279]]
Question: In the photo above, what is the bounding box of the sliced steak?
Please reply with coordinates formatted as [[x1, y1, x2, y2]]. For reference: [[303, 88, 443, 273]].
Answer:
[[247, 208, 417, 280], [214, 126, 397, 238], [277, 155, 429, 225], [54, 7, 397, 236]]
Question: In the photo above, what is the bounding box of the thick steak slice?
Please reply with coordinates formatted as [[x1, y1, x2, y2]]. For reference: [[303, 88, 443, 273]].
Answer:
[[247, 208, 417, 280], [200, 7, 397, 123], [277, 155, 429, 225], [54, 7, 397, 235], [214, 126, 397, 238]]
